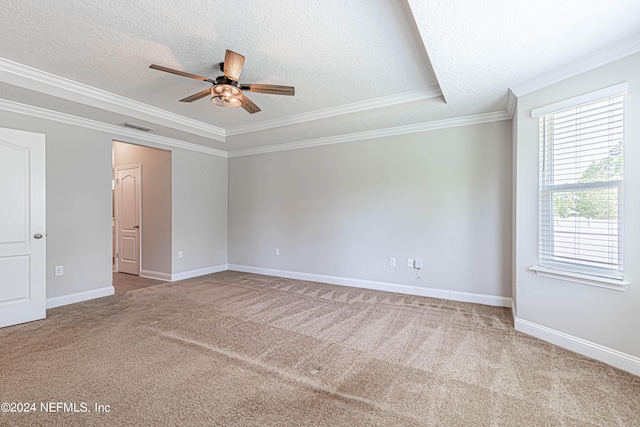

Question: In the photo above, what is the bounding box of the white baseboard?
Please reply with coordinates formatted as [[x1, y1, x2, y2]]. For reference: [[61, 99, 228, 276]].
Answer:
[[515, 317, 640, 376], [140, 269, 172, 282], [228, 264, 512, 308], [46, 286, 115, 309], [171, 264, 229, 282]]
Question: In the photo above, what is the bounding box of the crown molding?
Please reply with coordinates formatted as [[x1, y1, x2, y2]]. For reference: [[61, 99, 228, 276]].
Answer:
[[226, 86, 443, 136], [0, 58, 226, 142], [511, 33, 640, 97], [0, 98, 227, 158], [0, 58, 446, 141], [228, 110, 511, 157], [1, 95, 512, 159], [505, 89, 517, 118]]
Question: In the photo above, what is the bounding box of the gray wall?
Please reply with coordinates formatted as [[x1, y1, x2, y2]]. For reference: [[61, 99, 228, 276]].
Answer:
[[172, 149, 228, 275], [0, 114, 113, 298], [514, 52, 640, 357], [0, 110, 228, 298], [229, 121, 513, 297], [511, 100, 519, 312], [113, 141, 172, 276]]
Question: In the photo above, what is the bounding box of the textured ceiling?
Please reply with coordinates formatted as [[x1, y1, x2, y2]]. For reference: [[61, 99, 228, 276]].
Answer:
[[1, 0, 639, 152], [408, 0, 640, 105]]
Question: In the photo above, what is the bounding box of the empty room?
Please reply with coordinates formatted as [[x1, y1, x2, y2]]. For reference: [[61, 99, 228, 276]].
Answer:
[[1, 1, 639, 425]]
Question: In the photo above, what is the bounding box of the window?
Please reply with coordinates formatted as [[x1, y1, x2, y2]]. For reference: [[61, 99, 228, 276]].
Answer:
[[537, 89, 624, 281]]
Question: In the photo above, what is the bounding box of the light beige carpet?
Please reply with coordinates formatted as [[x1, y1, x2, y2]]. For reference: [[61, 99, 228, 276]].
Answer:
[[1, 271, 638, 426]]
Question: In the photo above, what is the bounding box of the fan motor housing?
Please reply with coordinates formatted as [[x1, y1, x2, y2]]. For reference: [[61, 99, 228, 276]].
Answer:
[[215, 76, 240, 86]]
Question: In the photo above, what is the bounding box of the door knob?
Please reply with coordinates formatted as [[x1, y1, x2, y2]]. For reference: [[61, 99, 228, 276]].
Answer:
[[133, 225, 139, 229], [34, 233, 43, 239]]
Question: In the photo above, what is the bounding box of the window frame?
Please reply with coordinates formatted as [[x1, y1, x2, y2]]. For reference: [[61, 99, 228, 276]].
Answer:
[[530, 83, 629, 291]]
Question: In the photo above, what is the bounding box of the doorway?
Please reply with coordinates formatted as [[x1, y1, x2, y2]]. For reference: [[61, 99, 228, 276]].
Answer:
[[112, 141, 172, 281]]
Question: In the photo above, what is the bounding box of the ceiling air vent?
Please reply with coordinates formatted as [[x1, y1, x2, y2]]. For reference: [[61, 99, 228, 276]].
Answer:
[[120, 122, 155, 132]]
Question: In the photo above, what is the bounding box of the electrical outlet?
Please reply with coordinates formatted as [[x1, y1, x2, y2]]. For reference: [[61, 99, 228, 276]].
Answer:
[[407, 258, 414, 268], [389, 257, 396, 267], [414, 259, 423, 269], [275, 248, 280, 256], [178, 250, 184, 259], [54, 265, 64, 276]]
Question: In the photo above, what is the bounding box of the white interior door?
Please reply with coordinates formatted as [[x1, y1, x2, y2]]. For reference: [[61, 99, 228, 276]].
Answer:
[[0, 127, 46, 328], [116, 165, 141, 275]]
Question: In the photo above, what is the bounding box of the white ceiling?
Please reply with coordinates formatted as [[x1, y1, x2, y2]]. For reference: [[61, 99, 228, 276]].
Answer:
[[1, 0, 639, 154]]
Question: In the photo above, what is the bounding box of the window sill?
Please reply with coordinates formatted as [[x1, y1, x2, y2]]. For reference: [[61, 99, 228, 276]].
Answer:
[[529, 266, 629, 292]]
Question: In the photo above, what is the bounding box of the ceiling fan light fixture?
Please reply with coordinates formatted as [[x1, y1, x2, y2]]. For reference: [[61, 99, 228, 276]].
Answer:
[[149, 49, 294, 114], [211, 84, 243, 108]]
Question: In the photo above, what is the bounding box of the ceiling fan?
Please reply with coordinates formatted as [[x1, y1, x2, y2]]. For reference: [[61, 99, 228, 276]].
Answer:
[[149, 49, 295, 114]]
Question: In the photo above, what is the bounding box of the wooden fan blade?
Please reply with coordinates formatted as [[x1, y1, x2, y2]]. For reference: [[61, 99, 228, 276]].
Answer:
[[223, 50, 245, 81], [149, 64, 211, 82], [241, 84, 295, 96], [180, 88, 212, 102], [241, 94, 261, 114]]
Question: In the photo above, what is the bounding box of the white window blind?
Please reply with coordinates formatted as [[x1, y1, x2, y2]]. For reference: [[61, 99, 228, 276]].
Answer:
[[539, 94, 624, 279]]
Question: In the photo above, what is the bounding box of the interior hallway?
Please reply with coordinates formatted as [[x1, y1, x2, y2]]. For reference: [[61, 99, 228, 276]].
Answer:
[[113, 272, 164, 294]]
